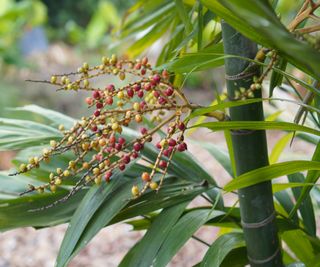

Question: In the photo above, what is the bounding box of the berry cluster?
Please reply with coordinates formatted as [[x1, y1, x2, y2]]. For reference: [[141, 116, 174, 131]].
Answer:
[[14, 55, 194, 208]]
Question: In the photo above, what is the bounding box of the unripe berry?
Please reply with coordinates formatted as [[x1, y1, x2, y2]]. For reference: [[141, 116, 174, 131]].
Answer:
[[106, 96, 113, 105], [131, 185, 140, 196], [85, 97, 93, 105], [119, 72, 126, 80], [83, 162, 90, 169], [94, 176, 102, 185], [83, 79, 89, 88], [19, 163, 27, 172], [63, 170, 70, 177], [58, 124, 65, 131], [135, 114, 143, 123], [141, 57, 148, 65], [99, 138, 107, 147], [50, 184, 57, 193], [112, 122, 119, 131], [162, 69, 169, 79], [37, 187, 44, 194], [55, 178, 62, 185], [117, 91, 124, 99], [133, 102, 140, 111], [141, 172, 150, 181], [50, 76, 57, 84], [134, 63, 141, 70], [149, 182, 158, 190], [93, 167, 100, 175]]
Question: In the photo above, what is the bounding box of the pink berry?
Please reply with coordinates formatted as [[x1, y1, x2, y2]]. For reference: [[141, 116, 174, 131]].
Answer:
[[144, 83, 151, 91], [177, 142, 187, 152], [140, 127, 148, 135], [158, 97, 166, 105], [85, 97, 93, 105], [122, 155, 131, 164], [115, 143, 122, 151], [106, 84, 115, 92], [153, 91, 160, 98], [132, 152, 139, 159], [133, 142, 142, 151], [134, 63, 141, 70], [105, 171, 112, 182], [152, 74, 161, 84], [106, 96, 113, 105]]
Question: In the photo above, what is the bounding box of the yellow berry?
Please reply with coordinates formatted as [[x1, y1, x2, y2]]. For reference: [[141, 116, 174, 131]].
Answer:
[[50, 184, 57, 193], [63, 170, 70, 177], [117, 91, 124, 99], [37, 187, 44, 194], [83, 79, 89, 88], [19, 163, 27, 172], [83, 162, 90, 169], [131, 185, 140, 197], [56, 168, 63, 175], [55, 178, 62, 185], [83, 62, 89, 70], [135, 114, 142, 123], [50, 140, 57, 148], [50, 76, 57, 84], [119, 72, 125, 80], [58, 124, 65, 131], [94, 176, 102, 185], [69, 160, 76, 168], [149, 182, 158, 190], [93, 167, 100, 175], [112, 122, 119, 131], [133, 102, 140, 111]]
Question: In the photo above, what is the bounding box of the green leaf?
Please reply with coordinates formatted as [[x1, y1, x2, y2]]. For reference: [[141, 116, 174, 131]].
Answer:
[[224, 161, 320, 191], [153, 209, 225, 267], [269, 58, 287, 97], [175, 0, 192, 34], [288, 173, 316, 236], [269, 132, 293, 164], [119, 202, 189, 267], [56, 168, 137, 267], [192, 121, 320, 137], [200, 232, 245, 267]]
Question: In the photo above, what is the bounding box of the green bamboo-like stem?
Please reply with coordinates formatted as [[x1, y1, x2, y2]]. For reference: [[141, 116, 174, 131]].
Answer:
[[221, 22, 283, 267]]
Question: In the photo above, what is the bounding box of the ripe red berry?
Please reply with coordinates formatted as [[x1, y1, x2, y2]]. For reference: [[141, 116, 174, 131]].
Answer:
[[132, 151, 139, 159], [140, 127, 148, 135], [162, 69, 169, 79], [94, 110, 100, 117], [159, 160, 167, 168], [168, 138, 177, 147], [134, 84, 141, 92], [119, 164, 125, 171], [177, 142, 187, 152], [106, 96, 113, 105], [96, 102, 103, 109], [115, 143, 122, 151], [109, 135, 116, 144], [122, 155, 131, 164], [163, 149, 170, 157], [134, 63, 142, 70], [133, 142, 142, 151], [127, 88, 134, 98], [156, 142, 161, 149], [92, 91, 100, 100], [91, 125, 98, 132], [152, 74, 161, 84], [118, 137, 126, 145], [165, 87, 174, 96], [140, 101, 146, 109], [137, 90, 144, 98], [158, 97, 166, 105], [141, 68, 146, 75], [178, 122, 186, 131]]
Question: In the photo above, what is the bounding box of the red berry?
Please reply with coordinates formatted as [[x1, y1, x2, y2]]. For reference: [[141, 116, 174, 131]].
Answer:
[[106, 96, 113, 105], [134, 84, 141, 92], [178, 122, 186, 131], [153, 91, 160, 98], [105, 171, 112, 182], [106, 84, 115, 92], [141, 57, 148, 65], [177, 142, 187, 152], [156, 142, 161, 149], [122, 155, 131, 164], [132, 152, 139, 159], [96, 102, 103, 109], [137, 90, 144, 98], [162, 69, 169, 79], [168, 139, 177, 147], [118, 137, 126, 145], [141, 172, 151, 181], [95, 153, 103, 161], [119, 164, 125, 171], [141, 68, 146, 75], [140, 127, 148, 135], [140, 101, 146, 109], [92, 91, 100, 100], [163, 149, 170, 157], [159, 160, 167, 168], [165, 87, 174, 96], [115, 143, 122, 151], [94, 110, 100, 117], [144, 83, 151, 91], [91, 125, 98, 132], [127, 88, 134, 98], [152, 74, 161, 84], [134, 63, 141, 70], [158, 97, 166, 105], [109, 135, 116, 144], [133, 142, 142, 151]]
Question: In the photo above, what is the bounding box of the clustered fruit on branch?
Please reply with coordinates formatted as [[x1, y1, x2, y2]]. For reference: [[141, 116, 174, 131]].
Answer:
[[13, 55, 194, 209]]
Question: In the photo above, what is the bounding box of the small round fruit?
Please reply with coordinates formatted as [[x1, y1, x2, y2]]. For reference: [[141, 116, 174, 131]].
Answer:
[[131, 185, 140, 197], [141, 172, 151, 182], [149, 182, 158, 190]]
